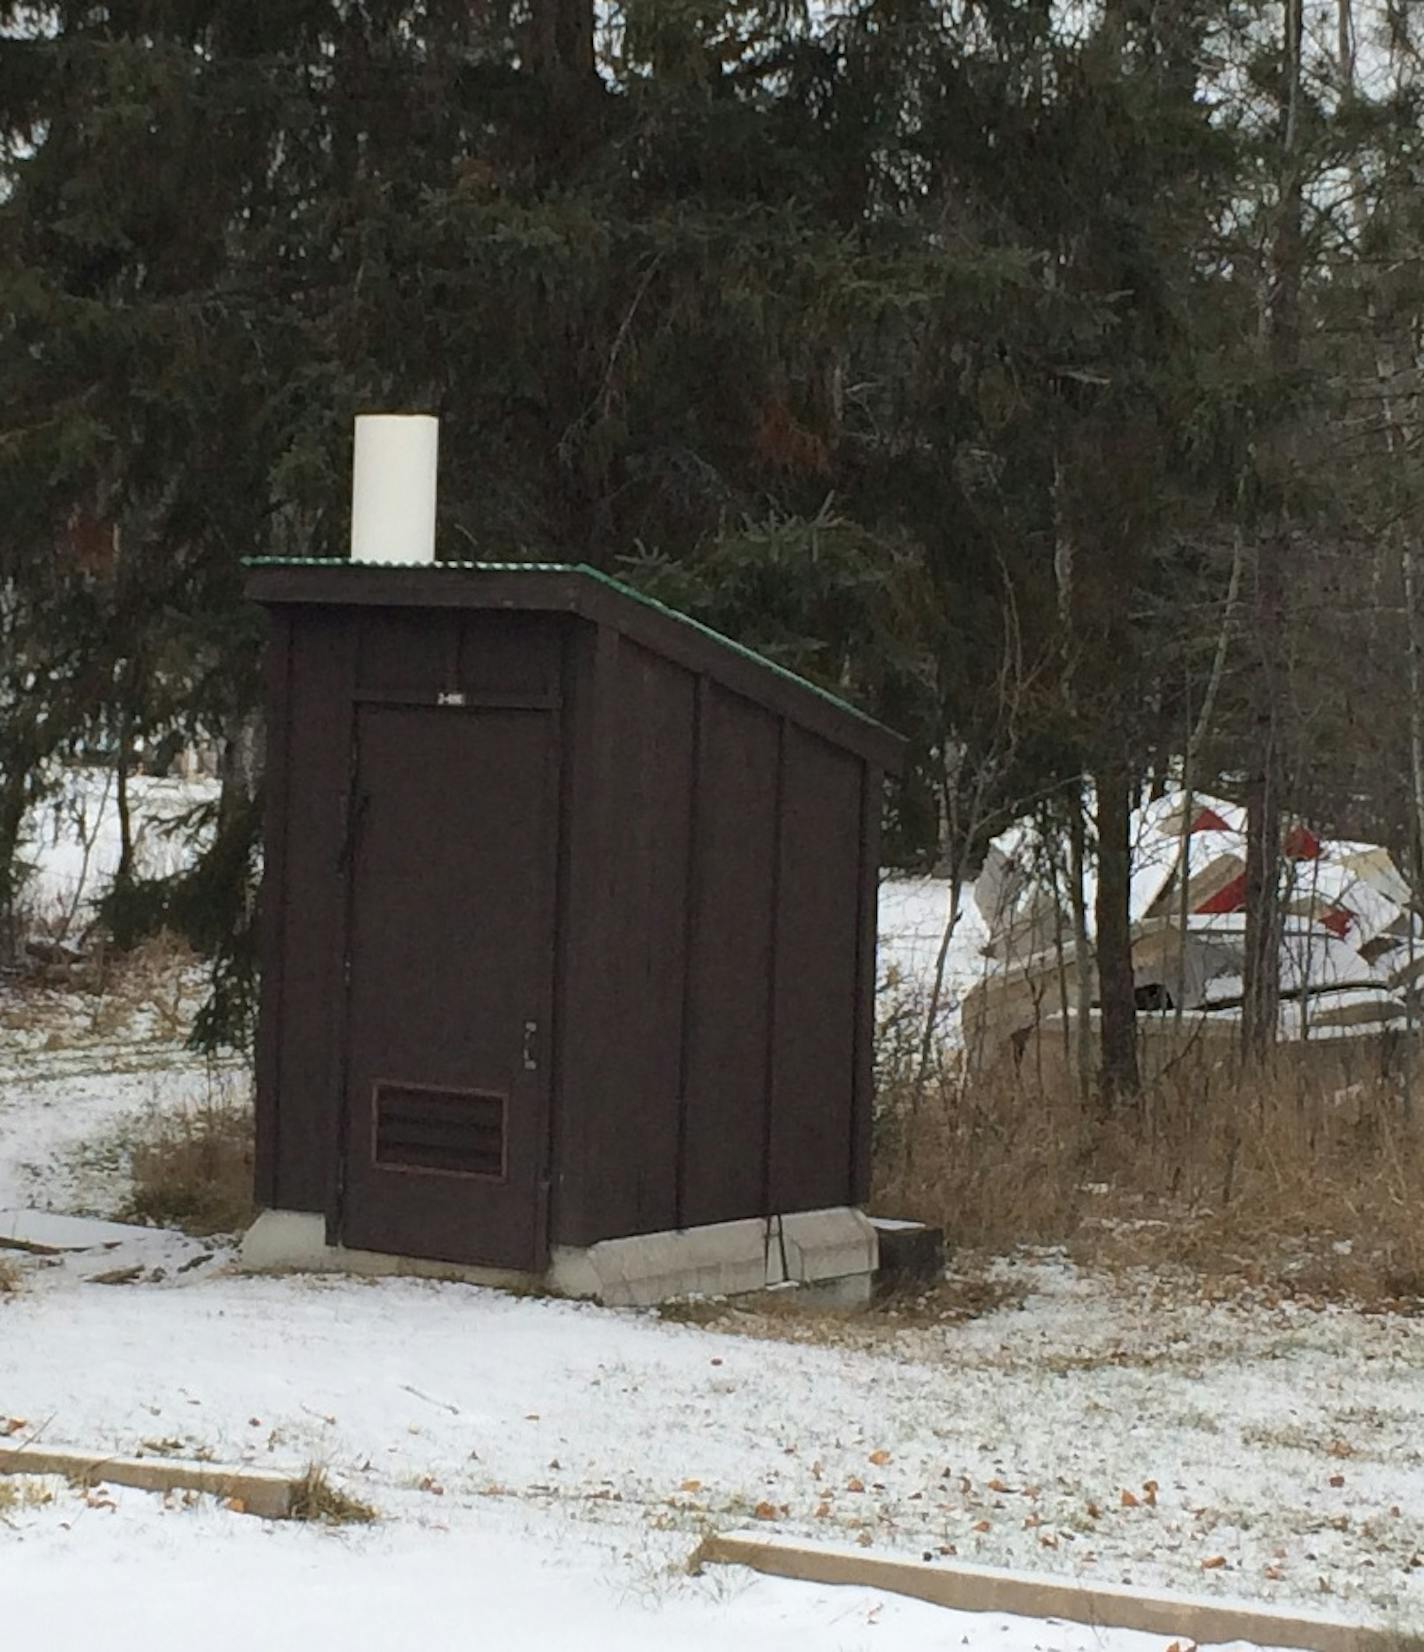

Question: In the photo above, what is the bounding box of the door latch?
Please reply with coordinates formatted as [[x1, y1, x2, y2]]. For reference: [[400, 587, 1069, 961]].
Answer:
[[522, 1020, 539, 1072]]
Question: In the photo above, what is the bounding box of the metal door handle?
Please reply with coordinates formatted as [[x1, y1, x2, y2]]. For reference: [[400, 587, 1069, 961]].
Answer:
[[522, 1020, 539, 1072]]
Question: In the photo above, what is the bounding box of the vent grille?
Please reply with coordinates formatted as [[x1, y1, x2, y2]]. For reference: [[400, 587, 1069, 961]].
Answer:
[[373, 1084, 506, 1179]]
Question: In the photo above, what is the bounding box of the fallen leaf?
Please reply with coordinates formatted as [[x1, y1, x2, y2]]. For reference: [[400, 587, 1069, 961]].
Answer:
[[1, 1418, 25, 1437], [753, 1501, 777, 1521], [679, 1479, 702, 1493], [987, 1477, 1012, 1493], [1143, 1481, 1158, 1508], [1040, 1533, 1059, 1549], [814, 1501, 831, 1519], [1201, 1555, 1227, 1570], [1328, 1474, 1345, 1489], [868, 1449, 891, 1467], [972, 1519, 991, 1533], [1086, 1502, 1101, 1520], [846, 1478, 865, 1494], [224, 1497, 247, 1514], [856, 1531, 873, 1548], [1265, 1566, 1283, 1581], [1120, 1489, 1139, 1508], [937, 1544, 957, 1557], [1327, 1439, 1353, 1459]]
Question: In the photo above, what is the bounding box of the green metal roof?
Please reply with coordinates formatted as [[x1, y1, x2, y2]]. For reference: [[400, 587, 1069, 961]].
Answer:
[[243, 555, 897, 742]]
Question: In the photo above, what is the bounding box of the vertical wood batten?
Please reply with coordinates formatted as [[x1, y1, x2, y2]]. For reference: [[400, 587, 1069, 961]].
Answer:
[[543, 620, 579, 1251], [674, 674, 709, 1231], [325, 611, 362, 1243], [850, 762, 883, 1206], [253, 608, 293, 1208], [551, 623, 621, 1247], [760, 716, 789, 1221]]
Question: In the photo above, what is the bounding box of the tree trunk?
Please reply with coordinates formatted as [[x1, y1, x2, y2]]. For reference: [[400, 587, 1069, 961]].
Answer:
[[219, 711, 264, 834], [1067, 789, 1094, 1107], [115, 716, 134, 883], [1242, 0, 1303, 1064], [530, 0, 595, 82], [1094, 758, 1140, 1107]]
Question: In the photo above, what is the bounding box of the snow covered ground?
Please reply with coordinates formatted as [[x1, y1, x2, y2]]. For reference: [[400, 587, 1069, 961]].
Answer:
[[3, 990, 1423, 1648], [4, 787, 1424, 1647], [3, 1196, 1423, 1644], [15, 765, 219, 924]]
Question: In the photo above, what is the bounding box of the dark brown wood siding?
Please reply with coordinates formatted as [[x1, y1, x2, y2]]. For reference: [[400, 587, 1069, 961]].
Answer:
[[679, 685, 781, 1229], [266, 607, 354, 1213], [851, 764, 884, 1205], [252, 566, 894, 1258], [253, 608, 292, 1207], [545, 623, 612, 1247], [767, 729, 864, 1212], [586, 640, 695, 1238]]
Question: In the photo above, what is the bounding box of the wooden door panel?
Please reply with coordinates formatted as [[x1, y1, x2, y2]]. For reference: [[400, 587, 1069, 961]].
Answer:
[[340, 705, 556, 1270]]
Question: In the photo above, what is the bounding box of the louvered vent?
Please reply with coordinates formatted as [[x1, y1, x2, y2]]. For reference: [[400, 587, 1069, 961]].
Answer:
[[373, 1084, 505, 1178]]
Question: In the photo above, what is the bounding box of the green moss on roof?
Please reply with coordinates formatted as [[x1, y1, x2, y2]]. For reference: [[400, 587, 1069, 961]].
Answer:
[[243, 555, 894, 737]]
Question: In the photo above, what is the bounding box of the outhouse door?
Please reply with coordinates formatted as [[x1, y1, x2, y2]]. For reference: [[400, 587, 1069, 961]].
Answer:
[[337, 702, 558, 1271]]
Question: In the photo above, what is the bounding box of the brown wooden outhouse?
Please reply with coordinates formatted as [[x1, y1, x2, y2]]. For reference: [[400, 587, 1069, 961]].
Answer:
[[245, 558, 904, 1294]]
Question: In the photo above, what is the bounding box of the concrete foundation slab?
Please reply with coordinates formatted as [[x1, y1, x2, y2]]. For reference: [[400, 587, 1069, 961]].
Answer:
[[780, 1207, 877, 1284], [550, 1217, 774, 1308], [240, 1207, 878, 1308]]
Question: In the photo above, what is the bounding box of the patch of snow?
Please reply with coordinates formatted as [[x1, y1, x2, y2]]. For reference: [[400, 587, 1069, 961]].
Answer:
[[15, 765, 220, 922]]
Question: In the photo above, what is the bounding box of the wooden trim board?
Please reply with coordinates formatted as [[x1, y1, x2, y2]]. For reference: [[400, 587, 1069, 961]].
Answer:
[[696, 1531, 1401, 1652], [0, 1444, 297, 1519]]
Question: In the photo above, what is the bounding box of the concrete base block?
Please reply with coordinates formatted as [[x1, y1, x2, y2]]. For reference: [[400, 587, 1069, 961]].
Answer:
[[780, 1207, 878, 1285], [797, 1270, 876, 1310], [238, 1210, 539, 1292], [550, 1217, 774, 1309], [239, 1206, 878, 1308]]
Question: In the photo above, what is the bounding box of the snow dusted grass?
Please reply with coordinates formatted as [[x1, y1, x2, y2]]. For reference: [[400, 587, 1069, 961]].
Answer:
[[288, 1465, 379, 1527], [0, 942, 243, 1218], [4, 921, 1424, 1642], [1, 1251, 1422, 1629], [873, 973, 1424, 1314], [112, 1086, 253, 1236]]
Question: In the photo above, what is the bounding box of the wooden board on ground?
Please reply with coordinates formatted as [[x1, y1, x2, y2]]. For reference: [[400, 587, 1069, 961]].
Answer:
[[696, 1531, 1397, 1652], [0, 1443, 297, 1519]]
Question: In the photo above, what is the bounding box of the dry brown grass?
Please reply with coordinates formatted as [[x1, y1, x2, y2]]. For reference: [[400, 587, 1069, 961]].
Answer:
[[0, 1475, 54, 1516], [874, 1035, 1424, 1311], [0, 1255, 20, 1295], [119, 1090, 255, 1236], [288, 1465, 378, 1525]]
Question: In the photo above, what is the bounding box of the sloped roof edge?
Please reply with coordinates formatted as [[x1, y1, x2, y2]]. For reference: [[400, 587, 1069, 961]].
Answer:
[[243, 556, 906, 771]]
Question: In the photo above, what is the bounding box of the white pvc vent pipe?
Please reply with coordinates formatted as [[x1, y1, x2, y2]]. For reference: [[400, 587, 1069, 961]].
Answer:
[[349, 413, 439, 565]]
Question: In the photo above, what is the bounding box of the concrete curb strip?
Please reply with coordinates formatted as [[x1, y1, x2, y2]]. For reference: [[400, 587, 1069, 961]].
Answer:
[[0, 1444, 297, 1519], [696, 1531, 1400, 1652]]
